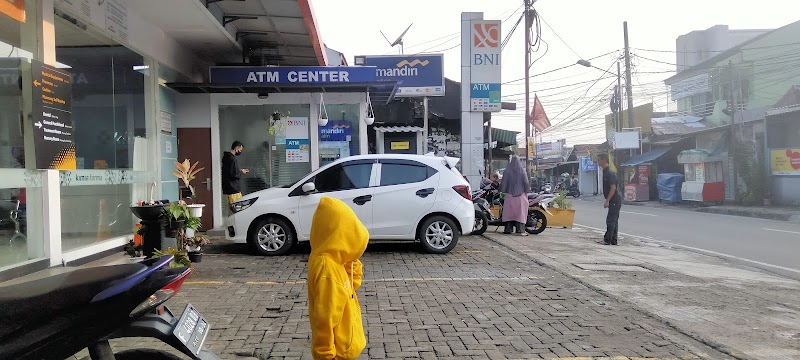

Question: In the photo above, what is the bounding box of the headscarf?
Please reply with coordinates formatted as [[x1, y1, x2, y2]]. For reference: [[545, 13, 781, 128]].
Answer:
[[499, 156, 530, 196]]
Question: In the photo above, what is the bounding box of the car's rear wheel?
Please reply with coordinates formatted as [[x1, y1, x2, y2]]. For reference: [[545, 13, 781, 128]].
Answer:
[[249, 217, 295, 256], [419, 216, 459, 254]]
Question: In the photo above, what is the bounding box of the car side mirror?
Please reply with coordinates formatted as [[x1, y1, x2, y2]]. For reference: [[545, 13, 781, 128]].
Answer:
[[301, 182, 317, 194]]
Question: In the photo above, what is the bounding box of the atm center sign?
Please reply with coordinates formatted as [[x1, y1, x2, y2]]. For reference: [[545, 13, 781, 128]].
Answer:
[[209, 66, 376, 84]]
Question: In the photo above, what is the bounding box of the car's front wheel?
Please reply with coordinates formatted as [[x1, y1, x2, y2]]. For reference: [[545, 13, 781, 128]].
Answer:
[[249, 217, 295, 256], [418, 216, 459, 254]]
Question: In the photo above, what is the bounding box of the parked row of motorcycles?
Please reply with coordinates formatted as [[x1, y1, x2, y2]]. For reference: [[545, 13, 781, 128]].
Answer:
[[471, 179, 557, 236]]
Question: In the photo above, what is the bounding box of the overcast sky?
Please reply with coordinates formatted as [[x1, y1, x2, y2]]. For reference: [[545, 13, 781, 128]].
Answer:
[[313, 1, 798, 145]]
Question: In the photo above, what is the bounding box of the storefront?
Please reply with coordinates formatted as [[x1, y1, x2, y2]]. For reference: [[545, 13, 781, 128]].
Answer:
[[168, 67, 397, 229], [0, 0, 201, 279]]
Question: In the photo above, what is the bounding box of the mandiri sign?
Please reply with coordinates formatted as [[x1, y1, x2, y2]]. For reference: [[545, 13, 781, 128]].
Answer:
[[354, 54, 445, 97]]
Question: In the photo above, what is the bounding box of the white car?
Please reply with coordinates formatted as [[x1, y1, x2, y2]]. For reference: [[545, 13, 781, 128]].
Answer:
[[225, 154, 475, 255]]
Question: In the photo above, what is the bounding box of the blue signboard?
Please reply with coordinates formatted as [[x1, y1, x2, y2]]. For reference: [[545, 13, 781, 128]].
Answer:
[[319, 120, 353, 142], [469, 83, 501, 112], [209, 66, 377, 84], [580, 156, 598, 172], [354, 55, 445, 97]]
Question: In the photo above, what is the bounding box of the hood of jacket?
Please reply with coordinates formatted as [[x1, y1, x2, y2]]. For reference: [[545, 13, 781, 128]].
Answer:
[[309, 196, 368, 264]]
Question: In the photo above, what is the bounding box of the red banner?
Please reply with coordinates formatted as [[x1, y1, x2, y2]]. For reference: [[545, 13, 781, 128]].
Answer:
[[530, 95, 550, 132]]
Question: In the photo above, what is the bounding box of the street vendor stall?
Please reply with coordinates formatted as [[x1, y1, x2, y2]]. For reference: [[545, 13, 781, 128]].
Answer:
[[677, 149, 725, 203]]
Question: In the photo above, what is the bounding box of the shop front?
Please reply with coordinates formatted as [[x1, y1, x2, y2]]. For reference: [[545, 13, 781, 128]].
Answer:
[[0, 0, 196, 279], [168, 66, 397, 229], [678, 149, 726, 203]]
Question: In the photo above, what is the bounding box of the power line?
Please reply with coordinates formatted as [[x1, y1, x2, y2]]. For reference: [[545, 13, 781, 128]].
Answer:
[[549, 60, 618, 121], [502, 49, 619, 84], [538, 13, 581, 59]]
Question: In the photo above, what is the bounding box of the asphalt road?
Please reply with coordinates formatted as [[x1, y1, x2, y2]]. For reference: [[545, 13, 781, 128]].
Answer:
[[570, 197, 800, 278]]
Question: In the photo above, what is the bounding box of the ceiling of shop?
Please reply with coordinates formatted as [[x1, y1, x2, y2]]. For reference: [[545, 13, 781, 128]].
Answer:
[[212, 0, 324, 66], [126, 0, 243, 63]]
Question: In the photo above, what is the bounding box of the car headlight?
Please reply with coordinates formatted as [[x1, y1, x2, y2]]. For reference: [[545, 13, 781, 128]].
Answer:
[[230, 197, 258, 214]]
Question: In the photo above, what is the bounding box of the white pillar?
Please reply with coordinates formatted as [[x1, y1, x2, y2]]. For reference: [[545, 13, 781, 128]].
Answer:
[[460, 12, 485, 189], [42, 170, 62, 266]]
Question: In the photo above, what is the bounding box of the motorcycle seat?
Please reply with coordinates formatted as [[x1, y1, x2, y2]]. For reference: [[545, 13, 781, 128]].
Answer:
[[0, 263, 147, 322]]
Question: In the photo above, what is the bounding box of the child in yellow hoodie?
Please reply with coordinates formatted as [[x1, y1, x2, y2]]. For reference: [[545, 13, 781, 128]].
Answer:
[[307, 197, 368, 360]]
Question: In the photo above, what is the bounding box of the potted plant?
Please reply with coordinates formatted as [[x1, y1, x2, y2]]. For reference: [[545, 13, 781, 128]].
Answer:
[[163, 202, 190, 238], [123, 238, 145, 262], [545, 190, 576, 228], [269, 110, 289, 135], [183, 215, 202, 237], [173, 159, 205, 217], [183, 234, 210, 263], [152, 247, 192, 268]]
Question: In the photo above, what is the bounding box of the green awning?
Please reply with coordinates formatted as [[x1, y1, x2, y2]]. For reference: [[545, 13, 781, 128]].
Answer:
[[488, 127, 519, 148]]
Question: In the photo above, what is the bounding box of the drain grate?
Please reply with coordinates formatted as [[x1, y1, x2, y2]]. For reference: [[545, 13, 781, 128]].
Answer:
[[573, 263, 653, 272]]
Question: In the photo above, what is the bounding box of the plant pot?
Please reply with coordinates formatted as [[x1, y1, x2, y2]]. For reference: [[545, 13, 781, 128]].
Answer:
[[188, 252, 203, 263], [544, 208, 575, 228], [130, 204, 166, 222], [187, 204, 205, 218], [185, 228, 195, 238], [185, 245, 201, 252]]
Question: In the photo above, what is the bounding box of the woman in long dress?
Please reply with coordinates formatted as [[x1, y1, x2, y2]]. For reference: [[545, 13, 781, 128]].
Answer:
[[499, 156, 530, 236]]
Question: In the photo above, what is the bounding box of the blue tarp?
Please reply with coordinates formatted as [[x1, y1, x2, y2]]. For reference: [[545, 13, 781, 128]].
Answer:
[[657, 173, 684, 203], [622, 147, 671, 167]]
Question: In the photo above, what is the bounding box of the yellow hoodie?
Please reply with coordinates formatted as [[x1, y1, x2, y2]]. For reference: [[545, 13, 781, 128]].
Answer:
[[307, 197, 368, 360]]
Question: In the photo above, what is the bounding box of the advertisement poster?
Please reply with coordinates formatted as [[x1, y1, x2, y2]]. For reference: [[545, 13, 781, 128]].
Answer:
[[771, 149, 800, 175], [284, 117, 309, 163], [31, 60, 76, 170], [638, 165, 650, 186], [319, 120, 352, 142]]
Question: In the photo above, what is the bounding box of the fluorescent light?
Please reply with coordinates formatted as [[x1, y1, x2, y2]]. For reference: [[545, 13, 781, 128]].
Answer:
[[133, 65, 149, 71]]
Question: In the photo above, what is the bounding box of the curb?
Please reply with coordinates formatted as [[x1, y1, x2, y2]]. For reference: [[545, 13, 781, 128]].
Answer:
[[621, 200, 800, 223], [480, 233, 747, 360]]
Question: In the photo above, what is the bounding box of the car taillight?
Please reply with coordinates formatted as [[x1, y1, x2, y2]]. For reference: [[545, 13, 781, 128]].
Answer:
[[129, 268, 192, 317], [453, 185, 472, 200]]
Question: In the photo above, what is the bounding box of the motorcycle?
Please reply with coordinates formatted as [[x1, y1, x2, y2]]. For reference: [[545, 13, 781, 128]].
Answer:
[[566, 184, 581, 198], [471, 180, 554, 235], [0, 255, 221, 360], [541, 182, 553, 194]]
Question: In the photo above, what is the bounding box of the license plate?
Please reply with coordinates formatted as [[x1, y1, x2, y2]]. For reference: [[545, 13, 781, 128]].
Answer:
[[173, 304, 210, 355]]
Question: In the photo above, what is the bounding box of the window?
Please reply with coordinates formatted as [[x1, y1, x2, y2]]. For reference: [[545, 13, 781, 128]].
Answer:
[[380, 162, 436, 186], [314, 163, 373, 192], [705, 161, 724, 182]]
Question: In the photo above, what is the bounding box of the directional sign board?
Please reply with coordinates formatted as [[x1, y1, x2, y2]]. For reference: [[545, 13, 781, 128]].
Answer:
[[31, 60, 75, 170]]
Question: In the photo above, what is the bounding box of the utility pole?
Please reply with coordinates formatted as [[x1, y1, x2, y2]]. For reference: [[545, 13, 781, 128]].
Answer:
[[616, 61, 622, 171], [623, 22, 635, 129], [729, 60, 738, 202], [523, 0, 532, 178]]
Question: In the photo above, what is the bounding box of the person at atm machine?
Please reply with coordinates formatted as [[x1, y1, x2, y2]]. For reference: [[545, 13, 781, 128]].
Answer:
[[222, 141, 250, 205]]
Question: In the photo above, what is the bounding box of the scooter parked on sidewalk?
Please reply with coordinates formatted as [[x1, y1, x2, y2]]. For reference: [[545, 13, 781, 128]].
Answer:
[[471, 180, 554, 235], [0, 255, 221, 360], [566, 184, 581, 198]]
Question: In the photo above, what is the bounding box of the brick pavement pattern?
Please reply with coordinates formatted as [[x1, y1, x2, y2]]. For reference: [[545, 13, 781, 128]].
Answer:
[[96, 237, 726, 360]]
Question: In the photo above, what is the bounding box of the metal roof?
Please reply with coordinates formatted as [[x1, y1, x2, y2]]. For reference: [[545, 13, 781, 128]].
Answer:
[[373, 126, 424, 133], [621, 147, 671, 167]]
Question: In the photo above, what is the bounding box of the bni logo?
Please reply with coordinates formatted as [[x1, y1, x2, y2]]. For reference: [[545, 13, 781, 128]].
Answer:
[[473, 23, 499, 48]]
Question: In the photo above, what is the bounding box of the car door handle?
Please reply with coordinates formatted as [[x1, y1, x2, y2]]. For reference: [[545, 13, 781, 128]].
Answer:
[[416, 188, 435, 198], [353, 195, 372, 206]]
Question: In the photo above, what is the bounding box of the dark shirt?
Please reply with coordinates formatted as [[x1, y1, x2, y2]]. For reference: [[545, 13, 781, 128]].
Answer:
[[221, 151, 241, 194], [603, 166, 621, 201]]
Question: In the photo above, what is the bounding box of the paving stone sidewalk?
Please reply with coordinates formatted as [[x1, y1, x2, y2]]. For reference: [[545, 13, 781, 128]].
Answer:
[[80, 237, 730, 360]]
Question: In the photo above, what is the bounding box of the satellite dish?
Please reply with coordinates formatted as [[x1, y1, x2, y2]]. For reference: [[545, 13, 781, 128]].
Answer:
[[380, 23, 413, 54]]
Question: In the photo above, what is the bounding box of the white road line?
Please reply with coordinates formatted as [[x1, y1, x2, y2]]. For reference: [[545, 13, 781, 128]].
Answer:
[[763, 228, 800, 235], [574, 223, 800, 276], [620, 211, 657, 217]]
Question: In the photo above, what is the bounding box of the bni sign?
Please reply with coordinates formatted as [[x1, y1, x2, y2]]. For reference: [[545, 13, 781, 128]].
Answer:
[[354, 54, 445, 97], [468, 20, 501, 112]]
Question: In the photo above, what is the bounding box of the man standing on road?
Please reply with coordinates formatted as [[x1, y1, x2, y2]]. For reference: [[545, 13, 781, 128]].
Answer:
[[597, 153, 621, 245], [222, 141, 249, 205]]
